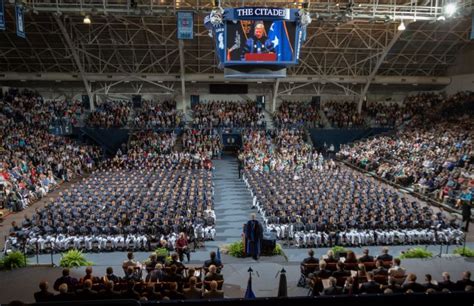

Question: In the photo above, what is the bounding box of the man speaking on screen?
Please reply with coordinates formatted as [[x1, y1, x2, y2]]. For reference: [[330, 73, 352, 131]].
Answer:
[[241, 22, 275, 60]]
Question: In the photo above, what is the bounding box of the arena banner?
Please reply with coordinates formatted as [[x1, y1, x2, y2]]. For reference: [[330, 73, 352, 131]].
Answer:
[[0, 0, 5, 30], [177, 11, 193, 40], [15, 4, 25, 39], [226, 7, 293, 21], [471, 13, 474, 40]]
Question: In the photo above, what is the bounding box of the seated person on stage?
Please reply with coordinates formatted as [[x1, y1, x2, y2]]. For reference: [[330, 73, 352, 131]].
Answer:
[[34, 281, 54, 302], [122, 252, 140, 274], [323, 250, 338, 263], [358, 248, 374, 262], [332, 262, 350, 278], [204, 251, 223, 273], [203, 280, 224, 299], [323, 277, 343, 295], [175, 232, 191, 263], [315, 261, 331, 279], [376, 247, 393, 262], [301, 249, 319, 276], [167, 253, 186, 273], [388, 258, 406, 278], [373, 260, 388, 276], [204, 265, 224, 282], [359, 272, 381, 294], [183, 276, 203, 300], [402, 273, 425, 293]]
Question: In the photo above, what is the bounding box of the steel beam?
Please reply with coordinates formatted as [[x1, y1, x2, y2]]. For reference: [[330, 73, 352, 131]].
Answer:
[[358, 26, 404, 113], [179, 40, 187, 112], [53, 14, 94, 110]]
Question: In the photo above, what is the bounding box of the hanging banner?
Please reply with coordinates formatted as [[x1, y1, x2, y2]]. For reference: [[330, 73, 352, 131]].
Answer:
[[177, 11, 193, 40], [471, 13, 474, 40], [0, 0, 5, 30], [15, 4, 25, 39]]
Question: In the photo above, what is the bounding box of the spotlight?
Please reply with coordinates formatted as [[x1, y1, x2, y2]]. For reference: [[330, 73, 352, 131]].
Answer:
[[83, 15, 91, 24], [437, 15, 446, 21], [444, 3, 457, 17], [397, 20, 405, 31]]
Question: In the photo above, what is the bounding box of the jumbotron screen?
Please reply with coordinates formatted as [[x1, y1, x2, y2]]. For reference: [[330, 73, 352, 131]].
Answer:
[[224, 20, 297, 64]]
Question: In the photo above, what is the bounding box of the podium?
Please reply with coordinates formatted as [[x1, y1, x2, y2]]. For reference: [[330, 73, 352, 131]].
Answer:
[[261, 232, 277, 256]]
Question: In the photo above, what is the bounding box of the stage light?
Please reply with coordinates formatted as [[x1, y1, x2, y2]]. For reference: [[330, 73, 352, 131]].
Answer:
[[444, 3, 457, 17], [83, 15, 91, 24], [437, 15, 446, 21], [397, 20, 405, 31]]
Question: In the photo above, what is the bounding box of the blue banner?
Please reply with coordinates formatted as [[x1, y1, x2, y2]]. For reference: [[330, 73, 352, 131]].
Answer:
[[471, 14, 474, 40], [225, 7, 297, 21], [15, 4, 25, 39], [268, 20, 293, 61], [177, 11, 193, 40], [0, 0, 5, 30], [214, 25, 226, 64]]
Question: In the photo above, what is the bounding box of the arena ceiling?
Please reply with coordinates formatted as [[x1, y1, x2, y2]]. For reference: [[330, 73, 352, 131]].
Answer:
[[0, 0, 472, 98]]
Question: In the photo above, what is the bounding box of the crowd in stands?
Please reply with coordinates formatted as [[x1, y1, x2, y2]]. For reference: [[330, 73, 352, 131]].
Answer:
[[300, 248, 474, 296], [323, 101, 365, 128], [128, 131, 177, 155], [132, 100, 183, 129], [182, 129, 222, 159], [0, 90, 101, 212], [273, 101, 321, 128], [87, 100, 131, 128], [33, 251, 225, 302], [239, 128, 316, 172], [192, 101, 265, 128], [338, 91, 474, 206], [244, 163, 463, 247], [1, 89, 85, 128]]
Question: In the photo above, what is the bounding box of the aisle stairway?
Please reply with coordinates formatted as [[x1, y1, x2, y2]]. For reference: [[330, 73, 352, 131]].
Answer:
[[206, 155, 255, 249]]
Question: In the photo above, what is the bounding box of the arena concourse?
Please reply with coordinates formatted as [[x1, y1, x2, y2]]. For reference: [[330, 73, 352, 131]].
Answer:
[[0, 1, 473, 306]]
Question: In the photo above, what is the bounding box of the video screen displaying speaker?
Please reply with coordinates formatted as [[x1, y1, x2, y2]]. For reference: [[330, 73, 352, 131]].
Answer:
[[132, 95, 142, 109]]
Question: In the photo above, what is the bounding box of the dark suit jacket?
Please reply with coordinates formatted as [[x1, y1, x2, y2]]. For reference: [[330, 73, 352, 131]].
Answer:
[[359, 281, 381, 294], [34, 290, 55, 302], [402, 282, 426, 293], [183, 287, 202, 300], [376, 254, 393, 261], [422, 282, 439, 291], [455, 279, 474, 291], [332, 270, 351, 278], [53, 275, 79, 291], [358, 255, 374, 262], [203, 290, 224, 299], [372, 267, 388, 276], [315, 269, 332, 279], [323, 286, 343, 295], [438, 280, 456, 291]]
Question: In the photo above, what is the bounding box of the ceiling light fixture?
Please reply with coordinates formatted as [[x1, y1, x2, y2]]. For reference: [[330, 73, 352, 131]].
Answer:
[[444, 3, 457, 17], [397, 20, 406, 31], [83, 15, 91, 24]]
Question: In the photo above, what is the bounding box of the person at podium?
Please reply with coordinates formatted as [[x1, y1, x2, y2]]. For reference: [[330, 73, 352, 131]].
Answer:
[[240, 22, 275, 61], [244, 213, 263, 260]]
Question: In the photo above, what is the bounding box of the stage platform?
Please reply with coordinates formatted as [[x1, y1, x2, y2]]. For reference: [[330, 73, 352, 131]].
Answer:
[[0, 243, 472, 304]]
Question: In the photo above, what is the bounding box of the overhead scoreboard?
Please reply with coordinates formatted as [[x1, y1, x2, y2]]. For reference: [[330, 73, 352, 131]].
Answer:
[[205, 7, 311, 78]]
